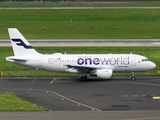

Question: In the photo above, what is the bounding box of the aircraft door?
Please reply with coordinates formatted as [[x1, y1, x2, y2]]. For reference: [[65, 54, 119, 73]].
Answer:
[[131, 56, 136, 66], [37, 56, 43, 69]]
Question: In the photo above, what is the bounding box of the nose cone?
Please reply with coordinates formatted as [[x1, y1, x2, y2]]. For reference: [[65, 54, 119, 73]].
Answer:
[[150, 62, 156, 70]]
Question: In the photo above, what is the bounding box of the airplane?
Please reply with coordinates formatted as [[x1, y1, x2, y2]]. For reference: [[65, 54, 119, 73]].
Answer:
[[5, 28, 156, 82]]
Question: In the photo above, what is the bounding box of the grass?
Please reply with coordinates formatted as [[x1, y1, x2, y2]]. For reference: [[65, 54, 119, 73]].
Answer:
[[2, 70, 158, 77], [0, 9, 160, 39], [1, 1, 160, 7], [0, 92, 47, 111], [0, 46, 160, 77]]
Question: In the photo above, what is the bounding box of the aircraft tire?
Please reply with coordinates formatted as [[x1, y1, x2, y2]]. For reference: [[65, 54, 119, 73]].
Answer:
[[80, 76, 87, 82], [131, 77, 136, 81]]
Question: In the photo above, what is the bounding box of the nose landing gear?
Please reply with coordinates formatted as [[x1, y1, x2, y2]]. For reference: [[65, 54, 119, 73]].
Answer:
[[80, 75, 87, 82], [131, 72, 135, 81]]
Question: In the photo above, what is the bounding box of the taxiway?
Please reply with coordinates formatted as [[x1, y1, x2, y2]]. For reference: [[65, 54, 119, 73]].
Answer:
[[0, 77, 160, 120], [0, 76, 160, 120], [0, 77, 160, 111]]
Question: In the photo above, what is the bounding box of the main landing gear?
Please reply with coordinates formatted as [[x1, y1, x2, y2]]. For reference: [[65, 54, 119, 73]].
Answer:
[[131, 72, 135, 81], [80, 74, 87, 82], [80, 73, 136, 82]]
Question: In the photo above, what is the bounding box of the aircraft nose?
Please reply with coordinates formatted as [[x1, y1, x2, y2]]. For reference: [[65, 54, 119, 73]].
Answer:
[[150, 62, 156, 69]]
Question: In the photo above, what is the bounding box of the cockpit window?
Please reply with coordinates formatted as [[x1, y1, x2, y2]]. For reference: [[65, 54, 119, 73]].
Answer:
[[142, 59, 150, 62]]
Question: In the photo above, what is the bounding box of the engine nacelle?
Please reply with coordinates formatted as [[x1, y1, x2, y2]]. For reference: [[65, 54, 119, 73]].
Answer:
[[96, 69, 113, 79]]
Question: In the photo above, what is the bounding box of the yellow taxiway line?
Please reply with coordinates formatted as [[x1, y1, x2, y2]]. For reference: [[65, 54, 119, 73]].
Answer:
[[153, 96, 160, 100], [50, 78, 56, 84]]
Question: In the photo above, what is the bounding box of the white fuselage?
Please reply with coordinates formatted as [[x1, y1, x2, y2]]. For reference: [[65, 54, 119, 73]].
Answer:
[[6, 28, 156, 80], [6, 53, 156, 74]]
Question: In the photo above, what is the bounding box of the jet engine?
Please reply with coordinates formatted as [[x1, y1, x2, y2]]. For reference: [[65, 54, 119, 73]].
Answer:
[[96, 69, 113, 79]]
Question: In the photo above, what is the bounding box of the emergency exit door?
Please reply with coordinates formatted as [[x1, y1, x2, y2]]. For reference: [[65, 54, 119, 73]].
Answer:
[[131, 56, 136, 66]]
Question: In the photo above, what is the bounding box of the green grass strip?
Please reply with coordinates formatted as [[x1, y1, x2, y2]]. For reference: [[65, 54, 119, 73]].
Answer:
[[1, 1, 160, 7], [0, 9, 160, 39], [0, 92, 47, 111]]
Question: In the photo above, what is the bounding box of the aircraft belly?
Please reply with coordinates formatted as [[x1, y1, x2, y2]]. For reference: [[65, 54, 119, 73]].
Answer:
[[14, 60, 37, 68], [44, 64, 67, 72]]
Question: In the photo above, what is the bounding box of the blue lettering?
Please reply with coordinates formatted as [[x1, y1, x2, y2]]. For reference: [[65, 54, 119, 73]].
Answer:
[[85, 58, 92, 65], [77, 58, 84, 65], [110, 58, 116, 65], [77, 57, 130, 65], [117, 58, 120, 65], [93, 58, 100, 65], [123, 56, 129, 65], [121, 56, 122, 64], [100, 58, 109, 65]]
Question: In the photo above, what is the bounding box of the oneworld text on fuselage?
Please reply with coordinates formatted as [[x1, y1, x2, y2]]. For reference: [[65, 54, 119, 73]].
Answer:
[[77, 56, 130, 65]]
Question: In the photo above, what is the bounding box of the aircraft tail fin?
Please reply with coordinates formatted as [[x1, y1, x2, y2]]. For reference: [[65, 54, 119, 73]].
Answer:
[[8, 28, 39, 56]]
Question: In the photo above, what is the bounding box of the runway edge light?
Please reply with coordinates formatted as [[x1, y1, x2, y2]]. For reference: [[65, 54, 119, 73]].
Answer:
[[0, 71, 3, 76], [158, 70, 160, 74]]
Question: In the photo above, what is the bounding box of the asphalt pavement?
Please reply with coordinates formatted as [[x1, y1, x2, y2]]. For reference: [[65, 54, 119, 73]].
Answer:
[[0, 76, 160, 120]]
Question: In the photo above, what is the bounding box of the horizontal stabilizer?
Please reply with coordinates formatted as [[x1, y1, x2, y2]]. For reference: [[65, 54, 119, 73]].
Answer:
[[5, 56, 28, 62]]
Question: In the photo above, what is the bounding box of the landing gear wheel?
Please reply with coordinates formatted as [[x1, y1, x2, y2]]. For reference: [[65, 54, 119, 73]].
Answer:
[[131, 72, 136, 81], [131, 77, 135, 81], [80, 75, 87, 82]]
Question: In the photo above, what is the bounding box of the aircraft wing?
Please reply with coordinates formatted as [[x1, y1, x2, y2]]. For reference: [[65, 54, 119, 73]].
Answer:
[[66, 64, 96, 70], [65, 64, 108, 73]]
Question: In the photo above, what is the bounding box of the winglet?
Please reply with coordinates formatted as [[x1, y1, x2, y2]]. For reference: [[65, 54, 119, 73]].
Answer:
[[8, 28, 38, 56]]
